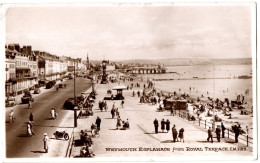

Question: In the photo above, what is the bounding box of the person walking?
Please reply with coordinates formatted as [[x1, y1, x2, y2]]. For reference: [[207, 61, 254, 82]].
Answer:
[[221, 122, 226, 138], [207, 127, 213, 143], [9, 110, 14, 123], [161, 119, 165, 133], [234, 125, 240, 143], [95, 116, 101, 131], [28, 101, 32, 109], [50, 108, 55, 120], [116, 116, 121, 130], [121, 100, 124, 108], [104, 101, 108, 111], [116, 108, 120, 118], [111, 108, 115, 119], [153, 118, 159, 134], [179, 128, 184, 143], [215, 126, 221, 142], [165, 119, 170, 133], [29, 112, 34, 122], [27, 122, 33, 136], [172, 125, 178, 142], [43, 133, 49, 153]]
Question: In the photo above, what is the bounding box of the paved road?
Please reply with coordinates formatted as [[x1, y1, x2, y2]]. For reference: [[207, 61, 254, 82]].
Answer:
[[5, 77, 92, 158]]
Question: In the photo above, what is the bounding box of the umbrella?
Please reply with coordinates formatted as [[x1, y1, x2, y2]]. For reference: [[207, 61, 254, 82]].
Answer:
[[112, 85, 127, 90]]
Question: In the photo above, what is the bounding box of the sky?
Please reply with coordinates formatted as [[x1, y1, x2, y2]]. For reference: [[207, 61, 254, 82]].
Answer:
[[5, 4, 253, 60]]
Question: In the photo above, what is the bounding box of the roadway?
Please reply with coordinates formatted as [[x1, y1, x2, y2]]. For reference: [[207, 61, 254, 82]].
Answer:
[[5, 77, 92, 158]]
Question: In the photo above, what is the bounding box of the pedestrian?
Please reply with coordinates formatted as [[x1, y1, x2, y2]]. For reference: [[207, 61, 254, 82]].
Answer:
[[54, 108, 58, 119], [172, 125, 178, 142], [153, 118, 159, 134], [28, 101, 32, 109], [43, 133, 49, 153], [215, 126, 221, 142], [161, 119, 165, 133], [170, 106, 174, 116], [27, 122, 33, 136], [9, 110, 14, 123], [234, 125, 240, 143], [95, 116, 101, 131], [111, 108, 115, 119], [179, 128, 184, 143], [29, 112, 34, 122], [50, 108, 55, 120], [165, 119, 170, 133], [116, 116, 121, 130], [121, 100, 124, 108], [104, 101, 108, 111], [112, 102, 115, 110], [29, 121, 35, 135], [207, 127, 213, 143], [221, 122, 226, 138], [116, 108, 120, 118]]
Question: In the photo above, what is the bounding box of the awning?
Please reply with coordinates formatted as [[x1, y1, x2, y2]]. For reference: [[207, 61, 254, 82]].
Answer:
[[112, 85, 127, 90], [16, 67, 30, 70]]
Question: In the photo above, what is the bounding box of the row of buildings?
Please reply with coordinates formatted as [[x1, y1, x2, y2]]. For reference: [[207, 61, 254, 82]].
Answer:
[[5, 43, 88, 97]]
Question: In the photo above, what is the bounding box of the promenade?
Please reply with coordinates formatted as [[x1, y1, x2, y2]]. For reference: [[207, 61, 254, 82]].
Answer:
[[68, 82, 253, 159]]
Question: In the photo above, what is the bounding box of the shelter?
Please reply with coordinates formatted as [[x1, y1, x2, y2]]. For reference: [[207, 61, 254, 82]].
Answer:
[[112, 85, 127, 100]]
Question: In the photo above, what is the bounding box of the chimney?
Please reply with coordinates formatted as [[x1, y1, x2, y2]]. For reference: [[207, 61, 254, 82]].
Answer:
[[8, 44, 15, 51], [21, 46, 27, 55], [13, 44, 20, 52], [27, 46, 32, 56]]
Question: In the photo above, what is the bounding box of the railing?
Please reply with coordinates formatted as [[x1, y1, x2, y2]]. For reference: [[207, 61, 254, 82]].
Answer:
[[174, 109, 253, 147]]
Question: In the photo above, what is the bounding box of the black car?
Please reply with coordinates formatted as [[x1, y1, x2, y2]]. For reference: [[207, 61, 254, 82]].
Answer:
[[46, 81, 56, 89], [63, 98, 75, 109]]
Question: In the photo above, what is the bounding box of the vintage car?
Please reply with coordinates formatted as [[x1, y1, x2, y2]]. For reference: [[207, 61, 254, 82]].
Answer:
[[63, 97, 82, 109], [46, 81, 56, 89], [5, 96, 16, 107], [21, 90, 34, 104], [34, 87, 41, 94], [59, 84, 63, 88]]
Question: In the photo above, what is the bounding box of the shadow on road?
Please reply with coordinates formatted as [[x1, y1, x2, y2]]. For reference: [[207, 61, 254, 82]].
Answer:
[[17, 134, 29, 137], [44, 118, 55, 120], [31, 150, 46, 153], [33, 124, 74, 128], [108, 129, 118, 130], [197, 140, 214, 143], [105, 118, 113, 119], [161, 140, 174, 143]]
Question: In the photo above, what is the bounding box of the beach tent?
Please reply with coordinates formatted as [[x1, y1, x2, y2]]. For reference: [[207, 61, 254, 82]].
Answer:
[[165, 99, 188, 110]]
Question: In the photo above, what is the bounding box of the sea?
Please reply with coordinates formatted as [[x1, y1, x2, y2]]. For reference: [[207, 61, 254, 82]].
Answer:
[[137, 64, 253, 101]]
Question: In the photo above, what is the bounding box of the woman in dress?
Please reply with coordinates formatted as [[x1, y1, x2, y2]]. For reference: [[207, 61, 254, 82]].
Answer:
[[116, 116, 121, 130], [166, 119, 170, 133], [161, 119, 165, 133], [179, 128, 184, 143]]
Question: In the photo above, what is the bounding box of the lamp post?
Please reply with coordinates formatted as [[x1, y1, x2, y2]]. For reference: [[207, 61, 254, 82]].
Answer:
[[74, 61, 77, 127]]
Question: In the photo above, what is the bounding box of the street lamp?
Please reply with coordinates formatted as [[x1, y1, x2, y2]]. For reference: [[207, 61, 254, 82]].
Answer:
[[74, 61, 77, 127]]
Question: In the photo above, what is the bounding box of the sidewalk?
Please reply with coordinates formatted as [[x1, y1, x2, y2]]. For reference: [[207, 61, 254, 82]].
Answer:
[[69, 82, 253, 158]]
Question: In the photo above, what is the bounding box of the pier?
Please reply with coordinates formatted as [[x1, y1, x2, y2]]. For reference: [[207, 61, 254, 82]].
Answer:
[[126, 66, 166, 74]]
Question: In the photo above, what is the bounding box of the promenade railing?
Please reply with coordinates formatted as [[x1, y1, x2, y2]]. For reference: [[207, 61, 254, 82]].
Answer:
[[174, 109, 253, 147]]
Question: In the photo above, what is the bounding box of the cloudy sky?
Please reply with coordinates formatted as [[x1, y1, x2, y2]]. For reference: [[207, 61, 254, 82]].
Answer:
[[5, 4, 253, 60]]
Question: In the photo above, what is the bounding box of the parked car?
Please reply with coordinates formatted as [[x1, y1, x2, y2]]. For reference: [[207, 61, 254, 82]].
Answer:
[[46, 81, 56, 89], [21, 90, 34, 104], [59, 84, 63, 88], [5, 96, 16, 107], [34, 87, 41, 94], [63, 97, 81, 109]]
